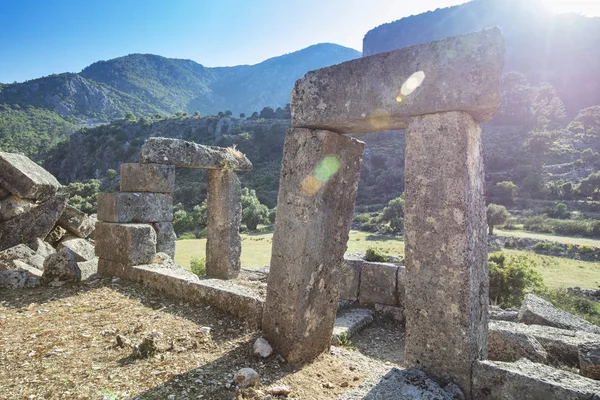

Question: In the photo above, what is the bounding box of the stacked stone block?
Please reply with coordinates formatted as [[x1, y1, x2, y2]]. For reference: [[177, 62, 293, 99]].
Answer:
[[97, 138, 252, 280]]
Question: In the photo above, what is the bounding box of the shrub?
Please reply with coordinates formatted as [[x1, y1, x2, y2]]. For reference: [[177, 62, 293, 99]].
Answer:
[[488, 252, 545, 308], [190, 257, 206, 276], [578, 244, 595, 254], [353, 213, 371, 224], [379, 197, 404, 231], [523, 215, 554, 233], [177, 232, 196, 240], [547, 202, 570, 219], [365, 247, 388, 262], [533, 241, 562, 253], [540, 289, 600, 326]]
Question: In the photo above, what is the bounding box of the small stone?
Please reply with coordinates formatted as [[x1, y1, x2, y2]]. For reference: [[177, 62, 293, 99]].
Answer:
[[340, 381, 349, 388], [199, 327, 212, 336], [323, 382, 334, 389], [233, 368, 259, 388], [267, 385, 291, 396], [253, 337, 273, 358]]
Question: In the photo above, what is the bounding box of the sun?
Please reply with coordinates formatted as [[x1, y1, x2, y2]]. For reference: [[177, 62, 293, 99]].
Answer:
[[541, 0, 600, 16]]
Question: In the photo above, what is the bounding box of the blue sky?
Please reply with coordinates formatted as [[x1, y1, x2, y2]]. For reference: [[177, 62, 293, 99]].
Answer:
[[0, 0, 598, 83]]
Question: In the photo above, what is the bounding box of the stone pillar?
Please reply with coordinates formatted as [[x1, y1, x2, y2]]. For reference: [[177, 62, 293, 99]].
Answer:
[[403, 111, 488, 396], [262, 128, 363, 362], [205, 169, 242, 279]]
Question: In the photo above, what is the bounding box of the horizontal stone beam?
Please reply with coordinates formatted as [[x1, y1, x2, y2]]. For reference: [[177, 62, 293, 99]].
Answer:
[[291, 27, 504, 134], [140, 137, 253, 171]]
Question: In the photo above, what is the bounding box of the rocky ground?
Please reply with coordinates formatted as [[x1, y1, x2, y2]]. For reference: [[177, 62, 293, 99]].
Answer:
[[0, 278, 404, 400]]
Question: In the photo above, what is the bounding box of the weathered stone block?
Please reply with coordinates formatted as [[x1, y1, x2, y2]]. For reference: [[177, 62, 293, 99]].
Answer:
[[354, 368, 455, 400], [488, 324, 548, 363], [120, 163, 175, 193], [472, 359, 600, 399], [0, 152, 61, 200], [331, 308, 374, 344], [57, 205, 95, 238], [291, 28, 504, 134], [152, 222, 176, 259], [13, 260, 43, 278], [97, 192, 173, 223], [403, 111, 488, 394], [263, 128, 364, 362], [359, 262, 398, 306], [339, 258, 362, 301], [579, 343, 600, 380], [0, 195, 34, 221], [94, 222, 156, 265], [77, 258, 98, 280], [41, 248, 81, 283], [28, 238, 56, 259], [374, 303, 405, 323], [0, 195, 68, 252], [45, 225, 66, 247], [397, 265, 406, 306], [518, 294, 600, 334], [206, 169, 242, 279], [141, 137, 253, 171], [58, 237, 95, 262]]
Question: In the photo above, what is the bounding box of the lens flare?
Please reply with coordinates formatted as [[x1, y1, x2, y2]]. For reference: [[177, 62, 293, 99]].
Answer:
[[301, 175, 321, 196], [400, 71, 426, 96], [368, 108, 392, 130], [315, 155, 341, 183]]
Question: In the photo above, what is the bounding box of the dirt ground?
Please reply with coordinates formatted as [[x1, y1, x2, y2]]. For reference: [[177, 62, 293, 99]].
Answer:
[[0, 278, 404, 400]]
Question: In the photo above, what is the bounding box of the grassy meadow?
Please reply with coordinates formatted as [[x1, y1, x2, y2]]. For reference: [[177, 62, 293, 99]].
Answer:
[[175, 229, 600, 290]]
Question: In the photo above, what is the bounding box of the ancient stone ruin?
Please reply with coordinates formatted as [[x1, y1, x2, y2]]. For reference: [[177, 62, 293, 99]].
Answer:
[[0, 152, 98, 288], [96, 137, 252, 280]]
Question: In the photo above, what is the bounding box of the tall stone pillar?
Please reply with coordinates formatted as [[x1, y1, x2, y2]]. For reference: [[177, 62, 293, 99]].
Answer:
[[403, 111, 488, 396], [263, 128, 363, 362], [206, 169, 242, 279]]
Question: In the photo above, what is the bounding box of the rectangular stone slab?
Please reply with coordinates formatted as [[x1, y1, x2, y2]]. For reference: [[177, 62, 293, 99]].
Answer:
[[57, 204, 95, 238], [206, 169, 242, 279], [291, 27, 504, 134], [120, 163, 175, 193], [0, 195, 68, 252], [140, 137, 253, 171], [94, 222, 156, 265], [262, 128, 364, 362], [0, 152, 61, 200], [403, 111, 488, 394], [358, 262, 399, 306], [97, 192, 173, 223]]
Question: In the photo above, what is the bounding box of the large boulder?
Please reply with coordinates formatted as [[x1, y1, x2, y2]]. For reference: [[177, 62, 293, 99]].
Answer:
[[0, 152, 61, 200], [518, 294, 600, 334], [41, 248, 82, 283], [0, 195, 68, 252]]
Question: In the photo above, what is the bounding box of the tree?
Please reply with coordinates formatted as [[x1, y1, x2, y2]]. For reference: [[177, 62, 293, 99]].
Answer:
[[578, 171, 600, 200], [379, 196, 405, 231], [492, 181, 518, 206], [259, 107, 276, 119], [241, 188, 269, 231], [486, 204, 511, 235], [224, 110, 232, 117], [239, 113, 246, 118]]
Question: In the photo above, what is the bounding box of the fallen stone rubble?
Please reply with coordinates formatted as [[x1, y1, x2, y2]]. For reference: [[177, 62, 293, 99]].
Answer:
[[0, 151, 98, 289]]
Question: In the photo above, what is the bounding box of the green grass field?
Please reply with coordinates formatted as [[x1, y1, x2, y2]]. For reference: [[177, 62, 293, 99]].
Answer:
[[175, 230, 600, 290], [494, 228, 600, 248]]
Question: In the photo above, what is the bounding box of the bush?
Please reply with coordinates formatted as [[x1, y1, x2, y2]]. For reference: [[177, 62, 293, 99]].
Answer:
[[365, 248, 388, 262], [533, 241, 562, 253], [190, 257, 206, 276], [547, 203, 570, 219], [540, 289, 600, 326], [488, 252, 545, 308], [523, 215, 554, 233], [353, 213, 371, 224], [578, 244, 595, 254], [177, 232, 196, 240], [379, 197, 404, 231]]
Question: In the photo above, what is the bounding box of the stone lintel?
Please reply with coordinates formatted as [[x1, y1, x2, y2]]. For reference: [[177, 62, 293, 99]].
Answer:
[[291, 28, 504, 134], [403, 111, 488, 395], [120, 163, 176, 193], [262, 128, 364, 362], [140, 137, 253, 171], [97, 192, 173, 223], [206, 169, 242, 279], [94, 222, 156, 265]]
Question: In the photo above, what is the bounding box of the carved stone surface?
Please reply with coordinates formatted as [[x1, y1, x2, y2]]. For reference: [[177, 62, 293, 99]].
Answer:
[[291, 28, 504, 134], [94, 222, 156, 266], [120, 163, 176, 193], [403, 111, 488, 394], [262, 128, 363, 362], [97, 192, 173, 223]]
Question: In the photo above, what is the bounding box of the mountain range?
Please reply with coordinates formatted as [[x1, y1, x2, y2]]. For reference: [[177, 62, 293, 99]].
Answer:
[[0, 44, 361, 124]]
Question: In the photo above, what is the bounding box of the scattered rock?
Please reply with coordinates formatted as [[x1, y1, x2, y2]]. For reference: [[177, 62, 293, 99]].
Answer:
[[45, 225, 67, 247], [28, 238, 56, 259], [57, 204, 95, 238], [323, 382, 335, 389], [267, 385, 291, 396], [579, 343, 600, 380], [489, 306, 518, 322], [354, 368, 454, 399], [233, 368, 259, 388], [0, 269, 29, 289], [41, 248, 81, 283], [58, 237, 95, 262], [518, 294, 600, 334], [253, 337, 273, 358], [443, 382, 466, 400], [0, 195, 68, 252], [77, 258, 99, 280], [0, 244, 36, 270], [488, 325, 548, 363], [12, 260, 43, 278]]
